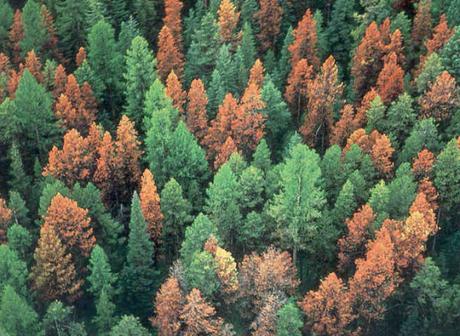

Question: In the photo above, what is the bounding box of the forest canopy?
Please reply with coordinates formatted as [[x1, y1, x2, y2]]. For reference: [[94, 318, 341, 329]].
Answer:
[[0, 0, 459, 335]]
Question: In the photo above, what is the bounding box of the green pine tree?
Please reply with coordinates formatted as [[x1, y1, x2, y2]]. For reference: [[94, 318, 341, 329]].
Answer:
[[0, 245, 28, 297], [6, 224, 32, 263], [180, 213, 218, 266], [14, 70, 59, 161], [332, 179, 357, 227], [440, 28, 460, 82], [0, 285, 39, 336], [160, 178, 193, 263], [8, 142, 31, 198], [21, 0, 49, 56], [274, 27, 294, 90], [123, 35, 157, 129], [314, 9, 329, 61], [326, 0, 355, 74], [388, 163, 417, 219], [185, 12, 221, 85], [252, 139, 272, 173], [110, 315, 149, 336], [185, 251, 220, 300], [399, 118, 441, 164], [368, 180, 390, 226], [365, 95, 386, 133], [260, 77, 292, 155], [385, 93, 416, 145], [132, 0, 159, 43], [276, 300, 303, 336], [87, 19, 124, 118], [447, 0, 460, 26], [93, 287, 116, 335], [207, 69, 226, 118], [206, 162, 242, 250], [117, 17, 140, 55], [120, 192, 156, 317], [0, 0, 13, 53], [88, 245, 117, 299], [416, 53, 445, 94], [270, 144, 326, 264], [56, 0, 88, 60], [85, 0, 108, 32], [214, 44, 236, 94]]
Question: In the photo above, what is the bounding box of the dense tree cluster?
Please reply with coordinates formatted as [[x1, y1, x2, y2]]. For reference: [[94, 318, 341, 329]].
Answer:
[[0, 0, 459, 335]]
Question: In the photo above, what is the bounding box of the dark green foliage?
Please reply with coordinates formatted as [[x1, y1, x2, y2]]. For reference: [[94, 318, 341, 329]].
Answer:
[[270, 144, 326, 263], [261, 77, 292, 156], [368, 180, 390, 226], [87, 20, 123, 117], [6, 224, 32, 262], [0, 0, 13, 52], [314, 10, 328, 61], [399, 118, 441, 164], [185, 12, 221, 84], [13, 70, 59, 161], [123, 35, 156, 129], [42, 301, 88, 336], [160, 178, 193, 263], [0, 245, 28, 297], [327, 0, 355, 74], [117, 17, 141, 56], [434, 138, 460, 217], [274, 27, 294, 90], [21, 0, 49, 56], [387, 163, 417, 219], [56, 0, 88, 60], [93, 287, 116, 334], [131, 0, 159, 43], [207, 69, 226, 118], [447, 0, 460, 27], [185, 251, 220, 300], [110, 315, 149, 336], [416, 53, 445, 94], [0, 285, 39, 336], [384, 93, 417, 144], [321, 145, 345, 204], [120, 192, 156, 318], [365, 95, 386, 133], [214, 44, 236, 95], [276, 300, 303, 336], [88, 245, 117, 299], [206, 162, 242, 250], [399, 258, 460, 335], [332, 179, 357, 227], [440, 28, 460, 82], [252, 139, 272, 173], [180, 213, 218, 266], [8, 190, 30, 227], [72, 183, 123, 258]]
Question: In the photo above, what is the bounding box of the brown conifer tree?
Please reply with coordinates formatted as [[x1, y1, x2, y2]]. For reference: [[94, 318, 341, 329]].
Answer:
[[412, 0, 432, 49], [254, 0, 282, 52], [151, 276, 183, 336], [214, 136, 238, 169], [285, 58, 314, 124], [157, 25, 184, 81], [376, 52, 404, 104], [31, 223, 82, 303], [0, 199, 12, 244], [140, 169, 163, 243], [186, 78, 208, 143], [43, 193, 95, 259], [75, 47, 87, 67], [218, 0, 240, 43], [9, 10, 23, 66], [288, 9, 319, 69], [248, 59, 265, 89], [165, 70, 186, 113], [53, 64, 67, 98], [330, 104, 356, 146], [163, 0, 184, 51]]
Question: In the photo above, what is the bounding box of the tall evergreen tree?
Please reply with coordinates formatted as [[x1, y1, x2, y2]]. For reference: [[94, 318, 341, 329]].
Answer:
[[120, 192, 156, 318], [123, 35, 156, 129], [56, 0, 88, 60], [185, 12, 220, 84], [0, 0, 13, 53], [21, 0, 49, 56], [8, 142, 31, 197], [0, 285, 39, 336], [13, 70, 59, 161], [270, 144, 326, 264], [87, 19, 123, 117], [0, 245, 28, 297]]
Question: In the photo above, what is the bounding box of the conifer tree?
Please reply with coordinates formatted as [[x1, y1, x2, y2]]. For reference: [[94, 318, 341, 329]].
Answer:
[[160, 178, 192, 262], [0, 285, 39, 335], [185, 12, 220, 84], [440, 28, 460, 81], [415, 52, 445, 94], [186, 78, 208, 142], [434, 138, 460, 213], [327, 0, 355, 73], [8, 142, 31, 197], [110, 315, 150, 336], [218, 0, 239, 43], [165, 70, 186, 113], [269, 144, 325, 264], [289, 9, 319, 69], [157, 25, 184, 81], [20, 0, 49, 56], [254, 0, 282, 52], [419, 71, 458, 123], [120, 192, 156, 318], [87, 19, 123, 116], [132, 0, 159, 43], [123, 35, 156, 129], [43, 193, 95, 260], [163, 0, 183, 50], [207, 69, 226, 117], [31, 223, 82, 303], [412, 0, 432, 49], [7, 223, 32, 261], [276, 300, 303, 336], [385, 93, 416, 142], [260, 77, 291, 154], [14, 69, 58, 161], [56, 0, 88, 59], [376, 52, 404, 104], [0, 245, 28, 297], [139, 169, 163, 243], [0, 0, 13, 52], [151, 276, 183, 335], [9, 10, 23, 66], [301, 56, 343, 150], [87, 245, 116, 299]]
